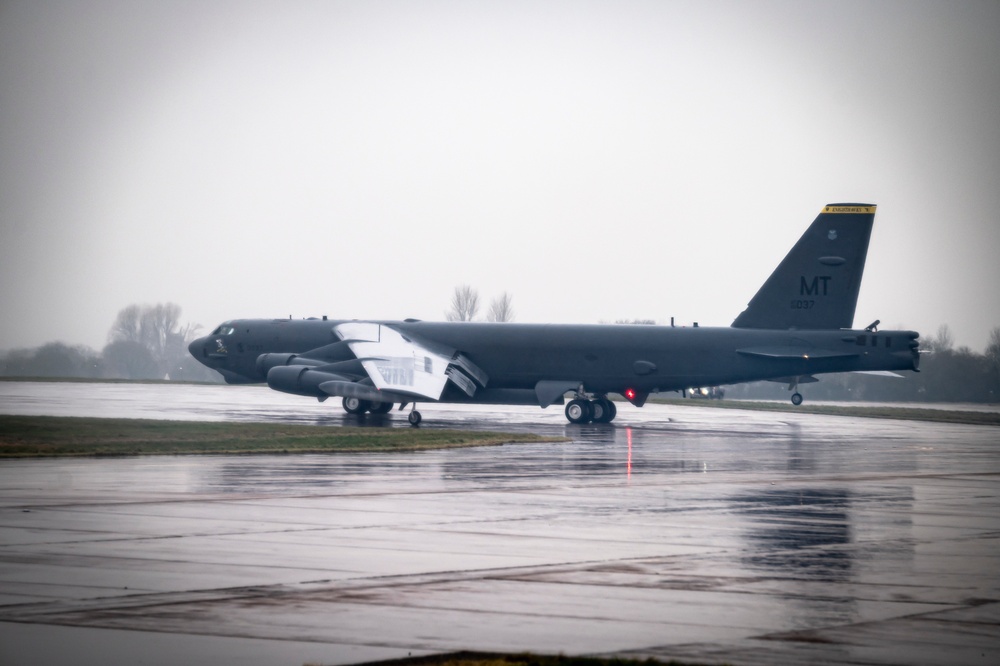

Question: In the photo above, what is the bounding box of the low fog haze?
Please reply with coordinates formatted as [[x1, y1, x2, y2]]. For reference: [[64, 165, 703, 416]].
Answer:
[[2, 0, 998, 352]]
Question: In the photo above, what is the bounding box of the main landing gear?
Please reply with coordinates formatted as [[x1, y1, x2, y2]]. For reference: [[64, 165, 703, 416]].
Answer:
[[342, 397, 420, 425], [342, 397, 395, 415], [565, 395, 617, 424]]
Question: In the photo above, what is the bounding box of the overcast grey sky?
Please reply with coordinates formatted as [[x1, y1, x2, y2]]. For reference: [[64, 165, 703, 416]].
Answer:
[[2, 0, 998, 353]]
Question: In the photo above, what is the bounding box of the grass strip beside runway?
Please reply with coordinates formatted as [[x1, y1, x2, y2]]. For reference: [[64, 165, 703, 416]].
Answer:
[[0, 415, 563, 458], [650, 398, 1000, 426]]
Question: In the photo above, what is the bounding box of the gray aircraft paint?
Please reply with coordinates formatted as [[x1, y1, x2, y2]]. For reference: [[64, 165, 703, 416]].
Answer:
[[732, 204, 874, 330], [189, 204, 919, 423]]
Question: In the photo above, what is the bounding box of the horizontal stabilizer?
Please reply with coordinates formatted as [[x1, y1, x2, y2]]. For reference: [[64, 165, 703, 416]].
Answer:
[[853, 370, 904, 378], [737, 346, 859, 360]]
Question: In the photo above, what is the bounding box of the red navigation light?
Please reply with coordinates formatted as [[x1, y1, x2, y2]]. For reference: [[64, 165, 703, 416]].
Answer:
[[624, 388, 636, 400]]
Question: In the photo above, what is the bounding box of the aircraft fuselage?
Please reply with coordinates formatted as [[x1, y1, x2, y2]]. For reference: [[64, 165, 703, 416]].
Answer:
[[188, 204, 921, 424], [190, 318, 919, 400]]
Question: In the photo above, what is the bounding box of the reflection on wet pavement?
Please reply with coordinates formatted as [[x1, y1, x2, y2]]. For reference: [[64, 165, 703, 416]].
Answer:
[[0, 382, 998, 666]]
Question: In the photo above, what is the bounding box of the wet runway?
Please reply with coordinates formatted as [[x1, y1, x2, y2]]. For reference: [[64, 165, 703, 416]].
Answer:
[[1, 382, 999, 665]]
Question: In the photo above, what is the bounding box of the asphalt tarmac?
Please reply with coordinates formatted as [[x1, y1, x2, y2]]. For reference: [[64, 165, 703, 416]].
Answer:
[[1, 382, 998, 665]]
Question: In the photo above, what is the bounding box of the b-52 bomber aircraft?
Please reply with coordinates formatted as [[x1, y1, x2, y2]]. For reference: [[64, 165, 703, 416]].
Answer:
[[189, 203, 919, 425]]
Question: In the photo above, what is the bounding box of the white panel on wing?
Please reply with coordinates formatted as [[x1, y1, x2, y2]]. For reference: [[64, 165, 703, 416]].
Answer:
[[333, 321, 381, 343], [333, 323, 450, 400]]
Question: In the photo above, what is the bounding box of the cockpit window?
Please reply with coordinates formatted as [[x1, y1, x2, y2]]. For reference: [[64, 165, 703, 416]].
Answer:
[[211, 325, 236, 336]]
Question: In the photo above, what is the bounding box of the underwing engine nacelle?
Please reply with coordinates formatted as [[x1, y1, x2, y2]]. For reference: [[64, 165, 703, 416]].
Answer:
[[266, 366, 349, 398], [256, 352, 323, 376]]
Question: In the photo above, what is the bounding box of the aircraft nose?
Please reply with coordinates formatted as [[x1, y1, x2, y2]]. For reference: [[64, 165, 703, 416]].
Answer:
[[188, 336, 206, 359]]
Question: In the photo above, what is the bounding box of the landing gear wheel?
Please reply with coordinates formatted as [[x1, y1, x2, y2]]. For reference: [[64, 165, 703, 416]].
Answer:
[[591, 398, 616, 423], [565, 399, 593, 424], [408, 410, 422, 426], [343, 397, 371, 415], [790, 392, 803, 406], [369, 401, 393, 414]]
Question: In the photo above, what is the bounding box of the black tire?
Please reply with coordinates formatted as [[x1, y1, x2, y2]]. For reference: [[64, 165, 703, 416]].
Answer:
[[791, 392, 803, 406], [565, 399, 593, 424], [369, 401, 393, 414], [343, 397, 371, 414], [591, 398, 615, 424], [594, 398, 618, 423], [408, 410, 422, 426]]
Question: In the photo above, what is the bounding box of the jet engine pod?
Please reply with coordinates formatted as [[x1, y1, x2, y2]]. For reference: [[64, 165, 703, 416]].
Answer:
[[256, 352, 325, 375], [266, 366, 350, 397], [257, 353, 297, 375], [908, 331, 921, 371]]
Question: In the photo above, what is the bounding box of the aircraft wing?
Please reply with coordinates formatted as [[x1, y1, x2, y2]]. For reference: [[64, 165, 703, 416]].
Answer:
[[333, 322, 487, 401]]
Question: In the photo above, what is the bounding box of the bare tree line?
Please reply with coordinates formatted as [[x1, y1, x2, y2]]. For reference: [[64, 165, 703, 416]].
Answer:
[[1, 303, 216, 382], [445, 285, 515, 322]]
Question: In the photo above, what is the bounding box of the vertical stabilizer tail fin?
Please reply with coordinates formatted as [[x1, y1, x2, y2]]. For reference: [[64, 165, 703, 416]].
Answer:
[[732, 203, 876, 330]]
